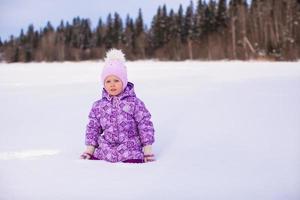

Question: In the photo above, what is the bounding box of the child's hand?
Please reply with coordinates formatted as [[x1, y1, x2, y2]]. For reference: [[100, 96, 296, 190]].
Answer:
[[144, 154, 155, 162], [143, 145, 155, 162], [80, 152, 92, 160], [80, 146, 95, 160]]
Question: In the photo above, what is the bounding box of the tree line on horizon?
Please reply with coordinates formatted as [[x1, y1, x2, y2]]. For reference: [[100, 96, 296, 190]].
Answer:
[[0, 0, 299, 62]]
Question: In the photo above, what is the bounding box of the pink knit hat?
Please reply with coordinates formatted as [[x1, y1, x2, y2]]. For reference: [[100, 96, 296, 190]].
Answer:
[[101, 49, 128, 90]]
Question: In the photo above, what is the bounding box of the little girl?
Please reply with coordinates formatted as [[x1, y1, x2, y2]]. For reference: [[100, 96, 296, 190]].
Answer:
[[80, 49, 155, 163]]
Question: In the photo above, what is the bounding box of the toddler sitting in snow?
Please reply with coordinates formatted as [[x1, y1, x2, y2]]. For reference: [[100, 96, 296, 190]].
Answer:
[[81, 49, 155, 163]]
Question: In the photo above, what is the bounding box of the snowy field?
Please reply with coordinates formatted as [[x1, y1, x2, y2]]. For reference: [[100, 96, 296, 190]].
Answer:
[[0, 61, 300, 200]]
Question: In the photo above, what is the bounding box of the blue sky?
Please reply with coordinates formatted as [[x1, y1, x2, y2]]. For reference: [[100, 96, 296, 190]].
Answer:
[[0, 0, 196, 41], [0, 0, 251, 41]]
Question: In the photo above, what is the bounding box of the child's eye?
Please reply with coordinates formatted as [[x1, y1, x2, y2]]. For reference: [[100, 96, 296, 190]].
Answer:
[[106, 80, 111, 83], [114, 79, 120, 83]]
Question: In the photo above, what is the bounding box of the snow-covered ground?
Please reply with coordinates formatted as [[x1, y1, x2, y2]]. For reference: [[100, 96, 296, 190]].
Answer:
[[0, 61, 300, 200]]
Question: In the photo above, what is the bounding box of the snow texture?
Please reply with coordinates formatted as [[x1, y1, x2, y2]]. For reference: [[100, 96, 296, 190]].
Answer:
[[0, 61, 300, 200]]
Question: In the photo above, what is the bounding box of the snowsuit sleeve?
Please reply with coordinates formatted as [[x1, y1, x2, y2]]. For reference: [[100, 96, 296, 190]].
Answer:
[[134, 98, 155, 147], [85, 102, 102, 147]]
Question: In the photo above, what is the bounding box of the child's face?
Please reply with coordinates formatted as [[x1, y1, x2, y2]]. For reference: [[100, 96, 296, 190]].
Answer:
[[104, 75, 123, 96]]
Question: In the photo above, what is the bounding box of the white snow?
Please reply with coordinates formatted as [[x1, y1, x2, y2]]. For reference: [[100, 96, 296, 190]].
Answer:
[[0, 61, 300, 200], [0, 149, 60, 160]]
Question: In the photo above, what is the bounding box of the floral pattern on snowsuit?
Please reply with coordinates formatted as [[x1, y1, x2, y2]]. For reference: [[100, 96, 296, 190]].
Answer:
[[85, 82, 155, 162]]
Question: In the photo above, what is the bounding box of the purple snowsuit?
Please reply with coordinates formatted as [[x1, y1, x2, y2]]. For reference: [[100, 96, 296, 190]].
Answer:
[[85, 82, 155, 162]]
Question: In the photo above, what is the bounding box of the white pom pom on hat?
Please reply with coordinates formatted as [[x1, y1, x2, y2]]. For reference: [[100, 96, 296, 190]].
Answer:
[[101, 49, 128, 90], [104, 48, 126, 64]]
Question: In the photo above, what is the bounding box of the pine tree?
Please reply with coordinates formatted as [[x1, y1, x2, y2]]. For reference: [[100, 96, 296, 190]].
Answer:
[[184, 1, 195, 59], [177, 4, 185, 42], [112, 12, 123, 47], [33, 31, 39, 49], [64, 22, 72, 46], [25, 24, 35, 62], [167, 9, 182, 60], [161, 4, 168, 45], [168, 9, 178, 41], [216, 0, 228, 30], [96, 18, 104, 47], [56, 20, 65, 48], [124, 14, 136, 59], [55, 20, 66, 61], [193, 0, 206, 39], [134, 9, 147, 58], [57, 20, 65, 32], [19, 29, 26, 45], [135, 8, 144, 36], [41, 21, 56, 61], [183, 1, 194, 43], [43, 21, 54, 33], [8, 35, 19, 62], [105, 13, 114, 49], [151, 6, 164, 49], [26, 25, 35, 44], [70, 17, 81, 49], [203, 0, 217, 34], [202, 0, 217, 59], [82, 19, 92, 49]]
